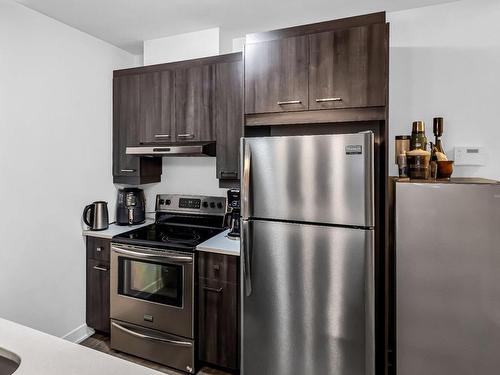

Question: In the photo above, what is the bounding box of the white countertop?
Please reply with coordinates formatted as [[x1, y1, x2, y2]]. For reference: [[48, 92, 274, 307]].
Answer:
[[196, 229, 240, 256], [82, 219, 154, 239], [0, 318, 163, 375]]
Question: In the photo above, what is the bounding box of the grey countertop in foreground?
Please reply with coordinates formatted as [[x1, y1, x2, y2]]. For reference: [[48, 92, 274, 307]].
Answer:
[[196, 229, 240, 256], [0, 318, 163, 375], [82, 219, 154, 239]]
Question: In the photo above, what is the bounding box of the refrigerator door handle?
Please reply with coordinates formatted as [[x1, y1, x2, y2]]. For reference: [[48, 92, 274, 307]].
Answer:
[[242, 220, 252, 297], [241, 141, 251, 219]]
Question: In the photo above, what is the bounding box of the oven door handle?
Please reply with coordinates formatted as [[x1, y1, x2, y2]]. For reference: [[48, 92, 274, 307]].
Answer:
[[112, 247, 193, 264], [111, 322, 193, 348]]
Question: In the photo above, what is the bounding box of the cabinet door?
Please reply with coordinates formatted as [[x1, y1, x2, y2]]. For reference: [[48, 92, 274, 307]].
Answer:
[[175, 65, 215, 142], [86, 259, 110, 334], [198, 278, 238, 370], [309, 23, 388, 110], [215, 60, 243, 180], [113, 74, 162, 184], [245, 35, 309, 114], [139, 71, 175, 144], [113, 75, 141, 177]]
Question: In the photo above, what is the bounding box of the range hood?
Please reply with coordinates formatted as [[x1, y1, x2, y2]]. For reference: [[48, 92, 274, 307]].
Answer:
[[126, 142, 216, 157]]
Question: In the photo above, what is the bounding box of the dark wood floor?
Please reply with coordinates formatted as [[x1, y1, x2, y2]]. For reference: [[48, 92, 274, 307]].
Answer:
[[80, 333, 230, 375]]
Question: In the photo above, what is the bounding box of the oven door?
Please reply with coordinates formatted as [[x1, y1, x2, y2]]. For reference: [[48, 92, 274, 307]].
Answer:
[[110, 243, 194, 338]]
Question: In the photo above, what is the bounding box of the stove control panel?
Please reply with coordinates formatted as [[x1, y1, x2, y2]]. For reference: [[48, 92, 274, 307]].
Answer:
[[156, 194, 226, 215], [179, 198, 201, 209]]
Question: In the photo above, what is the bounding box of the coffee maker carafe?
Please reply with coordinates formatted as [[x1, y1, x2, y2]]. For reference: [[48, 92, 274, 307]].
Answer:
[[116, 188, 146, 225], [226, 189, 240, 239]]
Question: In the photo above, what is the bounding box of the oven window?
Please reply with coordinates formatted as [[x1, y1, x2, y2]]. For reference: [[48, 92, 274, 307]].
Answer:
[[118, 257, 183, 307]]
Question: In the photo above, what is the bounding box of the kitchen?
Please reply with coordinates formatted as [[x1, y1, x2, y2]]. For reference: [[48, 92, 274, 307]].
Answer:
[[1, 0, 499, 375]]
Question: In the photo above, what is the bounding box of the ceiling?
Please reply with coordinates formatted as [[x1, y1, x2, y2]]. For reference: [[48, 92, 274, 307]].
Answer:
[[15, 0, 457, 55]]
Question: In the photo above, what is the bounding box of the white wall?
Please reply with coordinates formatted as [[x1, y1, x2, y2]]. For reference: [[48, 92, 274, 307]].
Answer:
[[143, 28, 220, 65], [139, 28, 228, 211], [140, 158, 227, 212], [0, 0, 137, 338], [388, 0, 500, 179]]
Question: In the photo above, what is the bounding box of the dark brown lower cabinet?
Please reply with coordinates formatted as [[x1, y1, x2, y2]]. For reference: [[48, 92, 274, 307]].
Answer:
[[86, 237, 110, 334], [197, 252, 239, 370], [198, 278, 238, 370]]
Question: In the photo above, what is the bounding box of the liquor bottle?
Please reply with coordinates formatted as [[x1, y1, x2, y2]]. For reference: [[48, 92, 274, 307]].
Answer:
[[433, 117, 445, 155]]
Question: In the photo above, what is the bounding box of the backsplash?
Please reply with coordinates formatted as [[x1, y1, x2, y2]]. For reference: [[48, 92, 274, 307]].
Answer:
[[139, 157, 228, 212]]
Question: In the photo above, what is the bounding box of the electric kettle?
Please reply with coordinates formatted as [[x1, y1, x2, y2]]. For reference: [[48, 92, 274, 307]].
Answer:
[[83, 201, 109, 231]]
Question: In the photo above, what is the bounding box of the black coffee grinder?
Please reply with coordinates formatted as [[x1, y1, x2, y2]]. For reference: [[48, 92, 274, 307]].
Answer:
[[226, 189, 240, 239]]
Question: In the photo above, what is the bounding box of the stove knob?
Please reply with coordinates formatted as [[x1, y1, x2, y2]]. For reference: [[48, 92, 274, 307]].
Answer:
[[210, 202, 216, 208], [202, 202, 208, 208], [217, 202, 223, 209], [165, 199, 171, 205]]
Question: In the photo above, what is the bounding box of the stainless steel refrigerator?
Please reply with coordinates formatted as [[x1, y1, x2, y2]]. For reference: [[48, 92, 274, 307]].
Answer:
[[395, 179, 500, 375], [240, 132, 375, 375]]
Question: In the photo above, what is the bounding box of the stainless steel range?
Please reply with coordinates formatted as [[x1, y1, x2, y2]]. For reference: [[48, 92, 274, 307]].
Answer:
[[110, 194, 226, 374]]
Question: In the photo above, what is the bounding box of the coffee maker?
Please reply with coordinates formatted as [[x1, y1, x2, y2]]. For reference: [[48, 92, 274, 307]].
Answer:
[[226, 189, 240, 239], [116, 188, 146, 225]]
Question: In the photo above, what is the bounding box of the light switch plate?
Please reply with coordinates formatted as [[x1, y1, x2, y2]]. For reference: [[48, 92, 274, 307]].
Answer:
[[454, 147, 487, 166]]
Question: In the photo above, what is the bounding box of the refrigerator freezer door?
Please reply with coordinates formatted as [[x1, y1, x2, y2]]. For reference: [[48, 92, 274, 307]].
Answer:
[[241, 133, 374, 227], [396, 182, 500, 375], [241, 219, 375, 375]]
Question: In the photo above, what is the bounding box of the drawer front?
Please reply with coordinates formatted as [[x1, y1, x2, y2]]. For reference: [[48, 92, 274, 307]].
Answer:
[[86, 236, 110, 262], [198, 252, 238, 283], [111, 320, 195, 374]]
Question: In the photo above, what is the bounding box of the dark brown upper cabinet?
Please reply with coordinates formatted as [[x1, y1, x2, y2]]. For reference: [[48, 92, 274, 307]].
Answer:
[[113, 74, 162, 184], [244, 35, 309, 114], [309, 23, 388, 110], [139, 71, 175, 144], [243, 13, 388, 125], [113, 52, 242, 184], [215, 60, 243, 181], [175, 65, 216, 143]]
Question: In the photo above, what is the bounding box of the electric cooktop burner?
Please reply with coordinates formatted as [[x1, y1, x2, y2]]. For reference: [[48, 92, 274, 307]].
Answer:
[[161, 228, 202, 246]]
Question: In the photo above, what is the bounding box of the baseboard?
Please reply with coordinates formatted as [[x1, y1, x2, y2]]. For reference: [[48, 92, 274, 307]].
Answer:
[[62, 324, 95, 343]]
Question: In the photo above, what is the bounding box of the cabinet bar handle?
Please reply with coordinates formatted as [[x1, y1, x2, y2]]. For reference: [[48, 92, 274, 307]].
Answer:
[[277, 100, 301, 105], [220, 171, 238, 178], [120, 169, 136, 173], [315, 97, 342, 102], [178, 133, 194, 138], [154, 134, 170, 138], [93, 265, 108, 272], [203, 286, 223, 293], [111, 322, 193, 348]]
